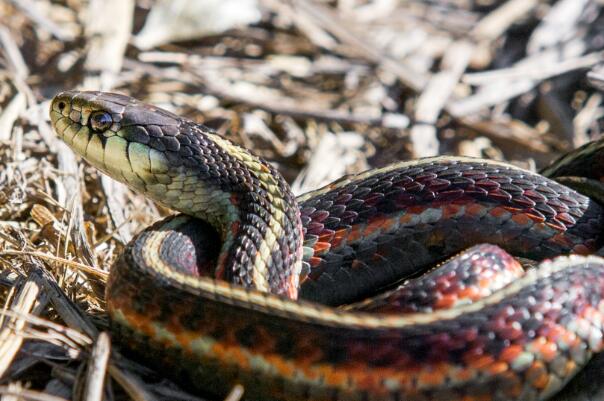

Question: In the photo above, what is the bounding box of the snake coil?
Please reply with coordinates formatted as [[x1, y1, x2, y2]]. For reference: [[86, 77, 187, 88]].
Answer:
[[50, 91, 604, 401]]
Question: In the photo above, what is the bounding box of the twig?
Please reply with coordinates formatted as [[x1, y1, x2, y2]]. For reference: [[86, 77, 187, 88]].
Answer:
[[0, 251, 107, 279], [0, 275, 47, 377], [411, 40, 474, 157], [82, 332, 111, 401], [8, 0, 76, 42]]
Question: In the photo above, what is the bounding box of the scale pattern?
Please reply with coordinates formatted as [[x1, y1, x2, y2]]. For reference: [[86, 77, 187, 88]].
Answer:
[[299, 159, 603, 304], [49, 91, 604, 401], [350, 244, 525, 313]]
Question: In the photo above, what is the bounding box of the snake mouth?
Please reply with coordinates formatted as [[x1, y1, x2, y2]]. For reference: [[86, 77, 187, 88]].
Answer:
[[50, 91, 124, 179]]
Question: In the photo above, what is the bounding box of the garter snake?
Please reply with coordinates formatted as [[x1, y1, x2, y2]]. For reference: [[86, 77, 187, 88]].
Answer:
[[49, 91, 604, 401]]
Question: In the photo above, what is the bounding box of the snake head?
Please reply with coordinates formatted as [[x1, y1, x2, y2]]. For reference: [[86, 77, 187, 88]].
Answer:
[[49, 91, 184, 191]]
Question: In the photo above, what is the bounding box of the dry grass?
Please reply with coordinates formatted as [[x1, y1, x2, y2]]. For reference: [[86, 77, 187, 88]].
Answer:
[[0, 0, 603, 400]]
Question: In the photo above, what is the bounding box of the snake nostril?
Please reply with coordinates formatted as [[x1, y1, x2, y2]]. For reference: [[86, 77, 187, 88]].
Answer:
[[57, 101, 66, 111]]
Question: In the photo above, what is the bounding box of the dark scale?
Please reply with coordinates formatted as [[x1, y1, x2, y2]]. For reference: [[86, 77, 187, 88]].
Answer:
[[154, 121, 305, 296], [299, 161, 604, 305]]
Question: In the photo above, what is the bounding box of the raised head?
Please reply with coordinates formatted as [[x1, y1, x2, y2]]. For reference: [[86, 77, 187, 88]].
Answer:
[[49, 91, 303, 297]]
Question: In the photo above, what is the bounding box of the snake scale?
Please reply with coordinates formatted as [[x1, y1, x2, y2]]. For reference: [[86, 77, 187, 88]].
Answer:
[[49, 91, 604, 401]]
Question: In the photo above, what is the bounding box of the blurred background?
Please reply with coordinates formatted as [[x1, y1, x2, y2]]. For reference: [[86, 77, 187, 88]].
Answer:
[[0, 0, 604, 400]]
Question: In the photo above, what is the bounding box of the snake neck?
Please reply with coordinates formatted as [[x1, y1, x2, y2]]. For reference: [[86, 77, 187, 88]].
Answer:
[[139, 125, 305, 299], [187, 128, 304, 298]]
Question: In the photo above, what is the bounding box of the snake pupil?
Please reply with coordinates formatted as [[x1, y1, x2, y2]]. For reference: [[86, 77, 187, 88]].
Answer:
[[90, 111, 112, 132], [57, 101, 66, 110]]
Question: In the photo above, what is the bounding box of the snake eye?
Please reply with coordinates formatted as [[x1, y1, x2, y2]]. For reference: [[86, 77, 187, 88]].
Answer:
[[90, 111, 112, 132]]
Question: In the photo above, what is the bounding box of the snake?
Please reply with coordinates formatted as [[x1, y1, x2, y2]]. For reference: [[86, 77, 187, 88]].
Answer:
[[49, 90, 604, 401]]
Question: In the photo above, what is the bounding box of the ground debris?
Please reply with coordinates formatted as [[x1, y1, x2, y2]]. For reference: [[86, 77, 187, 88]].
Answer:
[[0, 1, 603, 400]]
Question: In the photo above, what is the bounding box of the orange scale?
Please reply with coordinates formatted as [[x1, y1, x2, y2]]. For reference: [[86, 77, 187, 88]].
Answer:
[[286, 276, 298, 299], [128, 313, 155, 335], [317, 365, 349, 387], [457, 286, 481, 301], [173, 330, 196, 350], [210, 342, 228, 359], [363, 217, 389, 237], [564, 360, 578, 375], [477, 277, 492, 289], [499, 345, 523, 363], [559, 330, 579, 346], [582, 306, 598, 320], [466, 354, 495, 369], [434, 294, 458, 309], [488, 206, 510, 218], [318, 231, 335, 243], [346, 225, 364, 243], [416, 364, 449, 387], [379, 215, 397, 232], [545, 221, 567, 233], [266, 354, 295, 378], [407, 205, 427, 214], [544, 324, 568, 341], [511, 213, 532, 226], [526, 212, 546, 223], [334, 228, 348, 238], [355, 372, 386, 393], [395, 371, 416, 389], [498, 372, 523, 398], [328, 237, 343, 249], [528, 337, 546, 350], [487, 361, 509, 375], [442, 204, 462, 218], [549, 233, 574, 247], [226, 346, 252, 369], [299, 365, 320, 382], [309, 256, 322, 267], [251, 327, 278, 353], [295, 344, 324, 366], [465, 203, 486, 216], [399, 213, 415, 225], [371, 252, 387, 263], [313, 241, 331, 254], [525, 361, 549, 389], [453, 367, 476, 382], [167, 313, 186, 332]]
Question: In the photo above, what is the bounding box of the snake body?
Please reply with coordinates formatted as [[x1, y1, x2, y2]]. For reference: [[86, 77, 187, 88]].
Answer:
[[50, 91, 604, 401]]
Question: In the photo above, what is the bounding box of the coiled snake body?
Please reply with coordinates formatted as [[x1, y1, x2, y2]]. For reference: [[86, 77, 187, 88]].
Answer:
[[50, 91, 604, 401]]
